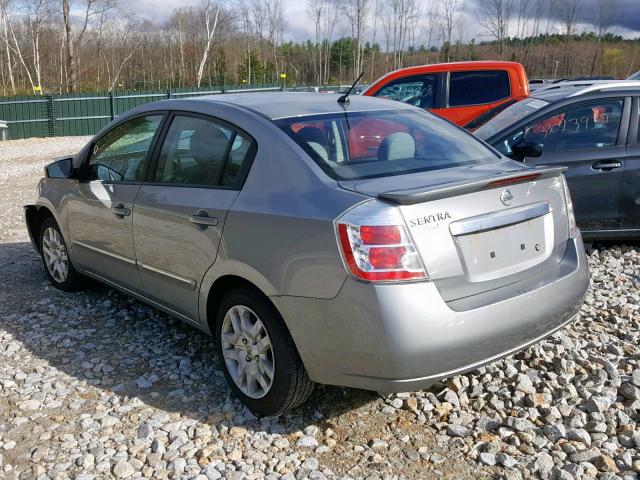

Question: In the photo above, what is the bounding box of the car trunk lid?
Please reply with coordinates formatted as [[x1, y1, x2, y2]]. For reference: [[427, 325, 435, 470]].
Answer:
[[338, 163, 570, 302]]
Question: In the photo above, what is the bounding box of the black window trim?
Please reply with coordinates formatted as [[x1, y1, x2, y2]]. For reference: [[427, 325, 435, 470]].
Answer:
[[144, 110, 258, 191], [446, 70, 512, 108], [80, 111, 169, 184], [627, 96, 639, 145], [493, 96, 630, 155]]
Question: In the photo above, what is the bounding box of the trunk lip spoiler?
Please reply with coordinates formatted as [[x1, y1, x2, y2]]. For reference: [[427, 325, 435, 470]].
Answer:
[[449, 201, 551, 236], [378, 166, 568, 205]]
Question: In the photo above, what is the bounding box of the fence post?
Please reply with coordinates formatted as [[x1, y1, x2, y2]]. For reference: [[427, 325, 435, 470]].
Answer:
[[46, 94, 55, 137], [167, 88, 172, 100], [109, 92, 115, 120]]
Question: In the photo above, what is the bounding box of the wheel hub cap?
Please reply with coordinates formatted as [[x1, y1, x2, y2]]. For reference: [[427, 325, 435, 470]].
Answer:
[[221, 305, 275, 399], [42, 227, 69, 283]]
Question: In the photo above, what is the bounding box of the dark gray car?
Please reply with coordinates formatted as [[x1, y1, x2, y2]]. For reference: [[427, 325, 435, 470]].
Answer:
[[476, 81, 640, 240]]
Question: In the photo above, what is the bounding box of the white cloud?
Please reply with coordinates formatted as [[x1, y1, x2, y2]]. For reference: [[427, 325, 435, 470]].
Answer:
[[127, 0, 640, 43], [126, 0, 202, 22]]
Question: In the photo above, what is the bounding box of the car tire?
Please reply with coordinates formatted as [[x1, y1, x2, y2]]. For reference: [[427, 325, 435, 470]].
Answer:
[[215, 288, 314, 415], [39, 216, 84, 292]]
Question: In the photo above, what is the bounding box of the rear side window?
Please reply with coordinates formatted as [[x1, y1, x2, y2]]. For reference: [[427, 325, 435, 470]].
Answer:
[[88, 115, 163, 182], [276, 109, 499, 181], [372, 74, 437, 109], [152, 115, 254, 188], [449, 70, 510, 107]]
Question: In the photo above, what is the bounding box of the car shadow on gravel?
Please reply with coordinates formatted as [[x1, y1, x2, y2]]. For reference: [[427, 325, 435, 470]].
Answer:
[[0, 241, 377, 431]]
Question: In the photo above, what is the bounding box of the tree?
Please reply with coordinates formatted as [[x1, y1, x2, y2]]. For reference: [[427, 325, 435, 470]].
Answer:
[[307, 0, 336, 85], [22, 0, 54, 93], [438, 0, 460, 62], [553, 0, 580, 76], [342, 0, 367, 78], [589, 0, 619, 75], [196, 0, 222, 87], [476, 0, 513, 60], [0, 0, 15, 94], [62, 0, 114, 91]]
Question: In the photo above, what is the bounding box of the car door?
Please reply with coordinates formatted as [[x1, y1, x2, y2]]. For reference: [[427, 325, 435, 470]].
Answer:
[[496, 98, 629, 232], [432, 70, 512, 126], [132, 113, 256, 320], [620, 96, 640, 231], [67, 114, 165, 290]]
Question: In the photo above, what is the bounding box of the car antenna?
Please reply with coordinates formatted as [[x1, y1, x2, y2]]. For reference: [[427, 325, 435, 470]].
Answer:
[[337, 71, 364, 105]]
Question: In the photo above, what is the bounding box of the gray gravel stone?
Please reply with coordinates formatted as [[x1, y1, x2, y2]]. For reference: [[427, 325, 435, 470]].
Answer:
[[2, 139, 640, 480], [479, 452, 496, 466], [296, 436, 319, 449], [113, 460, 135, 478]]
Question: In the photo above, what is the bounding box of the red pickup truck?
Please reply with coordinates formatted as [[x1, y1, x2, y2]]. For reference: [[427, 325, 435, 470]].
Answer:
[[362, 61, 530, 128]]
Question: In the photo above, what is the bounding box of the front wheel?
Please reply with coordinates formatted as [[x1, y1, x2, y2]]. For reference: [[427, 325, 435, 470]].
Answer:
[[39, 217, 83, 292], [215, 288, 314, 415]]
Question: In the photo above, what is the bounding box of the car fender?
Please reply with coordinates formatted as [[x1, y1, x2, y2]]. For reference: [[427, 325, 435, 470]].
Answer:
[[25, 181, 78, 264], [197, 257, 280, 333]]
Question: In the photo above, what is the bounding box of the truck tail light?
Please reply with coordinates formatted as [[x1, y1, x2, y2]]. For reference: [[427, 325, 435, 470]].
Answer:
[[337, 222, 427, 282], [561, 176, 578, 237]]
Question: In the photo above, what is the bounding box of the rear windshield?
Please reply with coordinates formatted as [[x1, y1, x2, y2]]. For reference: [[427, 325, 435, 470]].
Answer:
[[275, 109, 499, 181], [475, 97, 550, 140]]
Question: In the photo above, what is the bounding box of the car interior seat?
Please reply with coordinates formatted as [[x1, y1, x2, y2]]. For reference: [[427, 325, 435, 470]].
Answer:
[[378, 132, 415, 161], [182, 124, 229, 184], [297, 126, 329, 162]]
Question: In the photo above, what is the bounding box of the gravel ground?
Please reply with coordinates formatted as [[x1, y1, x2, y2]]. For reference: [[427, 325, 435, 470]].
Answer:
[[0, 137, 639, 480]]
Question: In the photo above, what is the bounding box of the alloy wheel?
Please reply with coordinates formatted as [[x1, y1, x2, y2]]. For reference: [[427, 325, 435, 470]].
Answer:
[[42, 227, 69, 283], [220, 305, 275, 399]]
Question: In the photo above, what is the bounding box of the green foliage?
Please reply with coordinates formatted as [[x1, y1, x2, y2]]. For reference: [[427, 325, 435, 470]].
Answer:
[[330, 37, 357, 71]]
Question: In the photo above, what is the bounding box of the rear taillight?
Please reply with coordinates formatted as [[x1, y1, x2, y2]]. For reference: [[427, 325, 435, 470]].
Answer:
[[336, 202, 427, 282], [561, 176, 578, 237]]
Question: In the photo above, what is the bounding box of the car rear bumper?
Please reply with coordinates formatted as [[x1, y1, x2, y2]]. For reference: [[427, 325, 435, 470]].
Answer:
[[273, 235, 589, 392]]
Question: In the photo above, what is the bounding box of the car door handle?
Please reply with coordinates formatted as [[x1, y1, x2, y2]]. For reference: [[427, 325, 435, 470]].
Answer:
[[592, 160, 622, 171], [111, 203, 131, 217], [190, 210, 218, 227]]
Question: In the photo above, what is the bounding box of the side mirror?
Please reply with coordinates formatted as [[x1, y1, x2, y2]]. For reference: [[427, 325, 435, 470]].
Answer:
[[45, 157, 74, 179], [511, 140, 543, 161]]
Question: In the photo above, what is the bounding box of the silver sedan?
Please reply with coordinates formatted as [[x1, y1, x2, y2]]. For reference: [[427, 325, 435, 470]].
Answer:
[[25, 93, 589, 414]]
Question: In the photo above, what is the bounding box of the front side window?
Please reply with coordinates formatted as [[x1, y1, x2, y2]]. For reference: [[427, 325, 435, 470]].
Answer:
[[372, 75, 437, 109], [522, 100, 623, 153], [153, 115, 253, 188], [88, 115, 163, 182], [494, 129, 525, 156], [449, 70, 510, 107], [276, 109, 499, 181]]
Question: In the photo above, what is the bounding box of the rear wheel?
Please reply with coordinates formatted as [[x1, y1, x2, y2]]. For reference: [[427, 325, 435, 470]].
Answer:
[[215, 288, 314, 415], [39, 217, 83, 291]]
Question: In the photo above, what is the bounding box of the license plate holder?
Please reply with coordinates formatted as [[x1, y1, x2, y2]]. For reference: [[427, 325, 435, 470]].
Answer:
[[454, 214, 553, 282]]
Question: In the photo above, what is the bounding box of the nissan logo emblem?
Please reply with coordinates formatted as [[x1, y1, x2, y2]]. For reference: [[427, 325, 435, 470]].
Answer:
[[500, 189, 513, 206]]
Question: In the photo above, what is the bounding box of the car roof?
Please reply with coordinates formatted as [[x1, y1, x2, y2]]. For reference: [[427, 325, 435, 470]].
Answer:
[[384, 60, 523, 74], [531, 80, 640, 102], [184, 92, 415, 120]]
